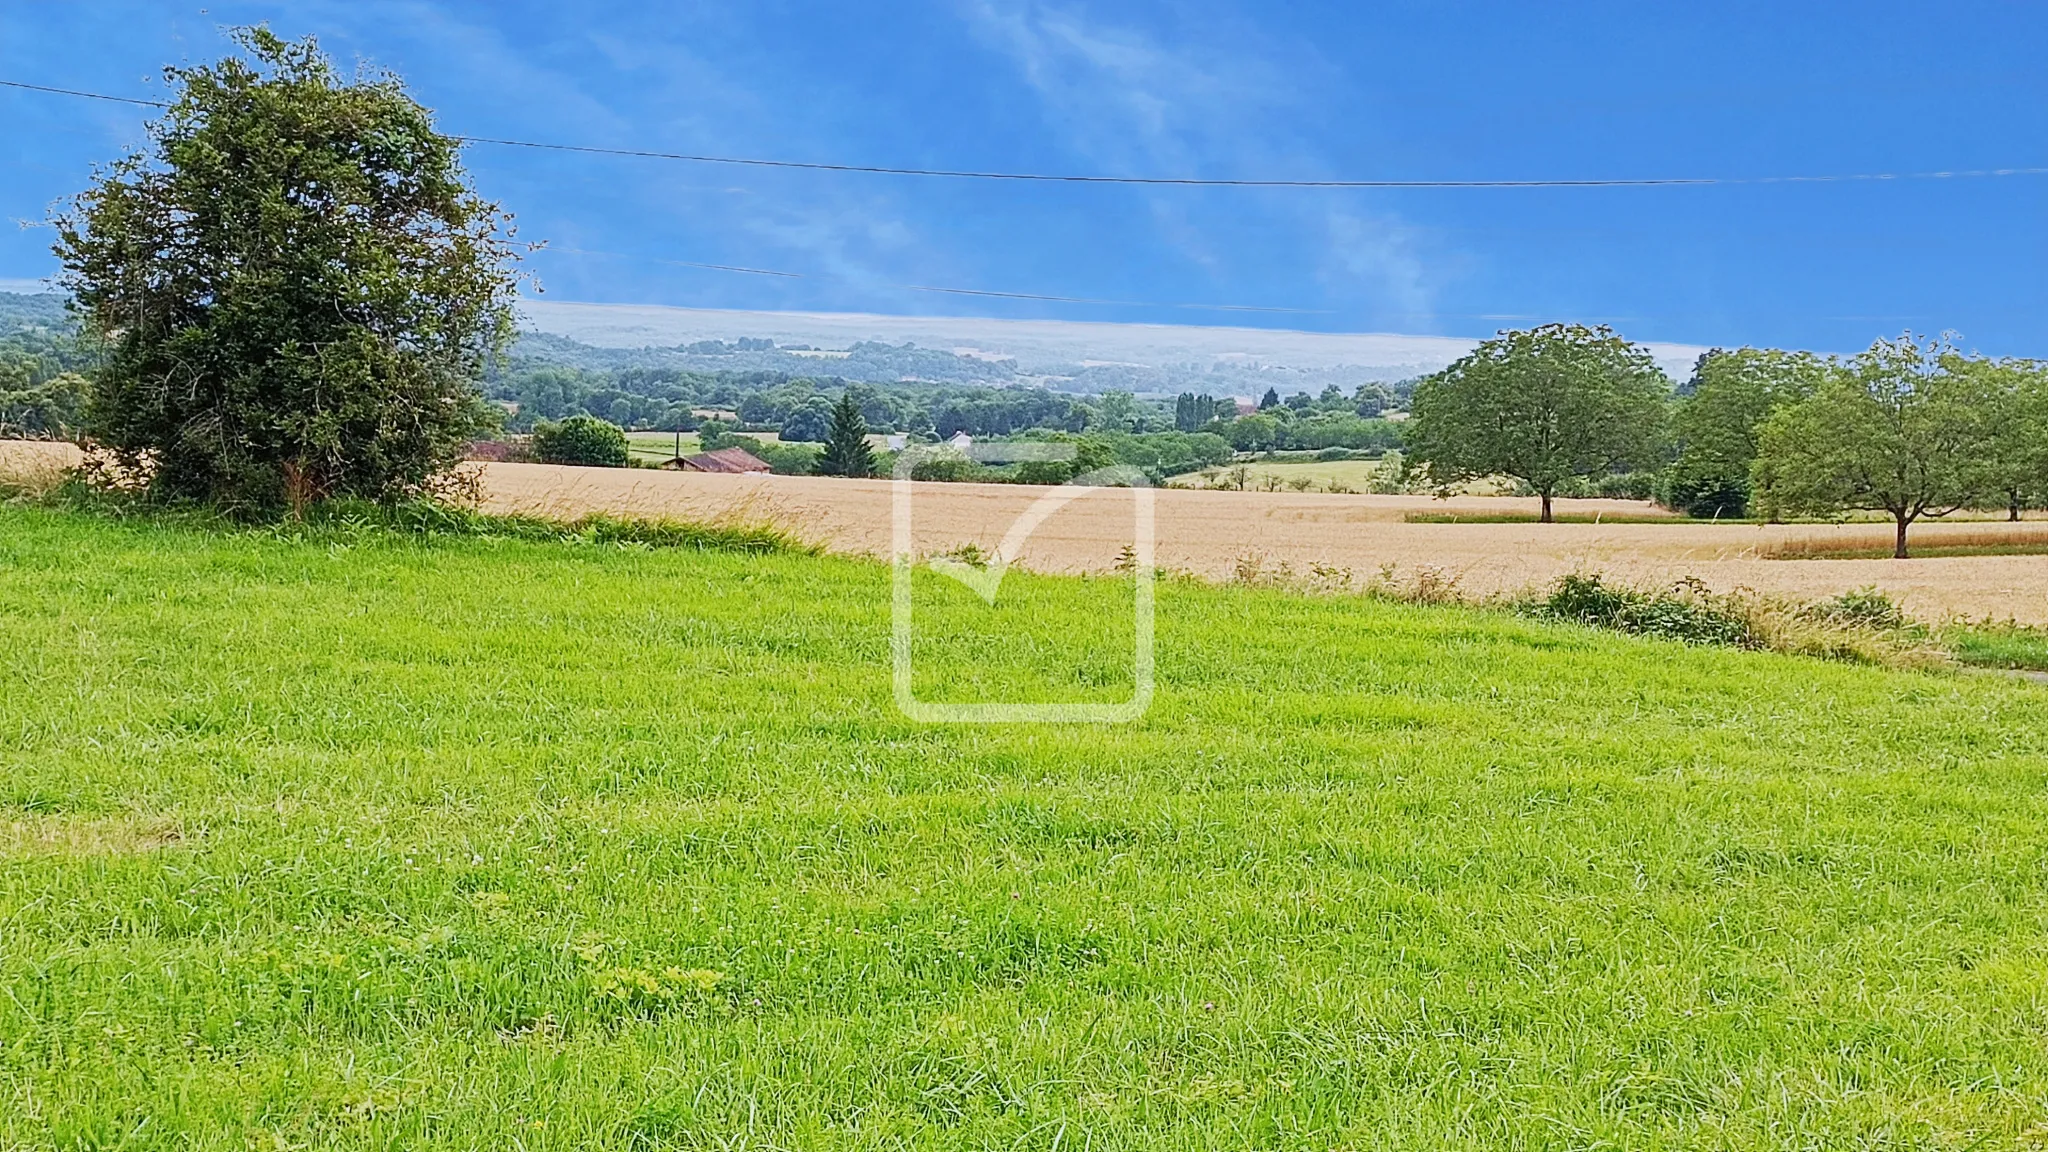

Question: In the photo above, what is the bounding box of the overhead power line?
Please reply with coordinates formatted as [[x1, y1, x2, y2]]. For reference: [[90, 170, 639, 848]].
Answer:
[[8, 77, 2048, 189], [544, 245, 1331, 314]]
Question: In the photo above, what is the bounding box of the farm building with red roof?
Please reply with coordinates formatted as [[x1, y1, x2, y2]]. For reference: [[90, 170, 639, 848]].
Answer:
[[671, 446, 774, 474]]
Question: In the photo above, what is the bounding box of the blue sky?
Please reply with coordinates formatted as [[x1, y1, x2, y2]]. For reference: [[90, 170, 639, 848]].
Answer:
[[4, 1, 2045, 356]]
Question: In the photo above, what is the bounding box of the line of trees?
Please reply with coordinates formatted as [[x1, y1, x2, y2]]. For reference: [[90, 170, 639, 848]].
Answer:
[[1405, 324, 2048, 554]]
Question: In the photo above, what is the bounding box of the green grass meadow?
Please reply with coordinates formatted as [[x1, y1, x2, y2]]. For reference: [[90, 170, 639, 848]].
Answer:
[[4, 505, 2048, 1148], [625, 430, 701, 463]]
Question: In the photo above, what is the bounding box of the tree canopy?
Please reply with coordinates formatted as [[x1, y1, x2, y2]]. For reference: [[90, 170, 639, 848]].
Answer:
[[54, 28, 521, 509], [532, 415, 628, 468], [1406, 324, 1671, 521], [1948, 354, 2048, 521], [1667, 348, 1829, 518], [1754, 335, 2005, 557]]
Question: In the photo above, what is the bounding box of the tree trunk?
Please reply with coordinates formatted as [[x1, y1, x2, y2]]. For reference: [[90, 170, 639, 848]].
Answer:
[[1540, 490, 1554, 523], [2012, 490, 2023, 522], [1894, 513, 1910, 560]]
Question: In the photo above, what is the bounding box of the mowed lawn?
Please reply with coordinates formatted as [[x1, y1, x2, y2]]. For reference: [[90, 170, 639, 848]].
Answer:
[[4, 507, 2048, 1149]]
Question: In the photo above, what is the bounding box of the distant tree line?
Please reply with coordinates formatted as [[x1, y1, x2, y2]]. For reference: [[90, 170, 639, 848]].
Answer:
[[484, 358, 1413, 454], [1404, 323, 2048, 553]]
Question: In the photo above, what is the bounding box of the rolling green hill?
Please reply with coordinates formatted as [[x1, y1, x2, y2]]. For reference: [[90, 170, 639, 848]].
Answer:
[[2, 504, 2045, 1148]]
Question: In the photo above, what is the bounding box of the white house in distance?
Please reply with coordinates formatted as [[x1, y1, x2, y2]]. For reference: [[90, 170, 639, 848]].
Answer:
[[947, 431, 973, 451]]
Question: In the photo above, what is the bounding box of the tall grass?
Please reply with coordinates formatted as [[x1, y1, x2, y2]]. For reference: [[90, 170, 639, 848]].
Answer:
[[3, 504, 2048, 1147]]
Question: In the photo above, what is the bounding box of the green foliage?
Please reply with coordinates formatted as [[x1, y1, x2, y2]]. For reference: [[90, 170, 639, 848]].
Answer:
[[910, 449, 986, 482], [1224, 412, 1283, 452], [1535, 573, 1754, 646], [1947, 624, 2048, 672], [1666, 348, 1829, 518], [1407, 324, 1670, 520], [1089, 390, 1137, 432], [1951, 355, 2048, 519], [1754, 335, 2004, 556], [696, 418, 740, 451], [290, 499, 817, 554], [816, 393, 875, 478], [3, 505, 2048, 1145], [54, 30, 520, 509], [1663, 473, 1751, 520], [739, 437, 819, 476], [0, 363, 88, 439], [1803, 586, 1909, 631], [1173, 391, 1230, 431], [531, 415, 628, 468], [776, 395, 833, 443]]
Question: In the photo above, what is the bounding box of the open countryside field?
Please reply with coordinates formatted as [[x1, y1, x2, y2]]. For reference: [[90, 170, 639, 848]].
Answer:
[[471, 460, 2048, 625], [6, 444, 2046, 622], [3, 503, 2048, 1147]]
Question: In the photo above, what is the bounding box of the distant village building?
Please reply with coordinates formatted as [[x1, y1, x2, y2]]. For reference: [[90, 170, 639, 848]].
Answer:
[[886, 434, 907, 451], [947, 431, 974, 451], [669, 446, 773, 474], [1233, 399, 1259, 417]]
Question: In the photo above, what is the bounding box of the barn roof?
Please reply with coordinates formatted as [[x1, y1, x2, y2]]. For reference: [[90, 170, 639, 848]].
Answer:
[[679, 446, 773, 474]]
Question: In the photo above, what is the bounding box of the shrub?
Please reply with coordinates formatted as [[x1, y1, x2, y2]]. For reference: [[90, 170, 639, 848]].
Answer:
[[1664, 472, 1750, 519], [533, 416, 628, 467], [1013, 460, 1073, 486], [55, 30, 519, 510], [1536, 574, 1754, 647]]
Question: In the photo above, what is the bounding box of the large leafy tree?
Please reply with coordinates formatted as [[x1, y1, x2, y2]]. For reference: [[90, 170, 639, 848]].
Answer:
[[54, 28, 521, 509], [816, 393, 875, 478], [1406, 324, 1671, 521], [1666, 348, 1828, 518], [1754, 335, 2003, 558]]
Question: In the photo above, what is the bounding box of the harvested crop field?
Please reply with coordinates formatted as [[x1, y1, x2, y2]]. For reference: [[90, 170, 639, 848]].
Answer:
[[475, 461, 2048, 624], [6, 443, 2046, 623]]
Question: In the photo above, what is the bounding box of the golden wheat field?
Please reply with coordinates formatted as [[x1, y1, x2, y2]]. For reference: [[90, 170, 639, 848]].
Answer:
[[7, 442, 2048, 623], [469, 460, 2048, 624]]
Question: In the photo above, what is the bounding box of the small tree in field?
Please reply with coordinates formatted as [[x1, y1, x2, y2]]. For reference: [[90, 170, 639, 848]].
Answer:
[[1406, 324, 1670, 521], [54, 28, 521, 510], [1754, 335, 2002, 558], [532, 415, 628, 467], [816, 393, 875, 478]]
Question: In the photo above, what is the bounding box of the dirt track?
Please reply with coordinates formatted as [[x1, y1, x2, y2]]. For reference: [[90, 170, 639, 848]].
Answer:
[[477, 461, 2048, 625], [6, 443, 2045, 623]]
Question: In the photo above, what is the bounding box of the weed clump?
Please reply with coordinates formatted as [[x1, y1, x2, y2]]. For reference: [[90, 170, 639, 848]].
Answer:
[[1534, 574, 1755, 647]]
